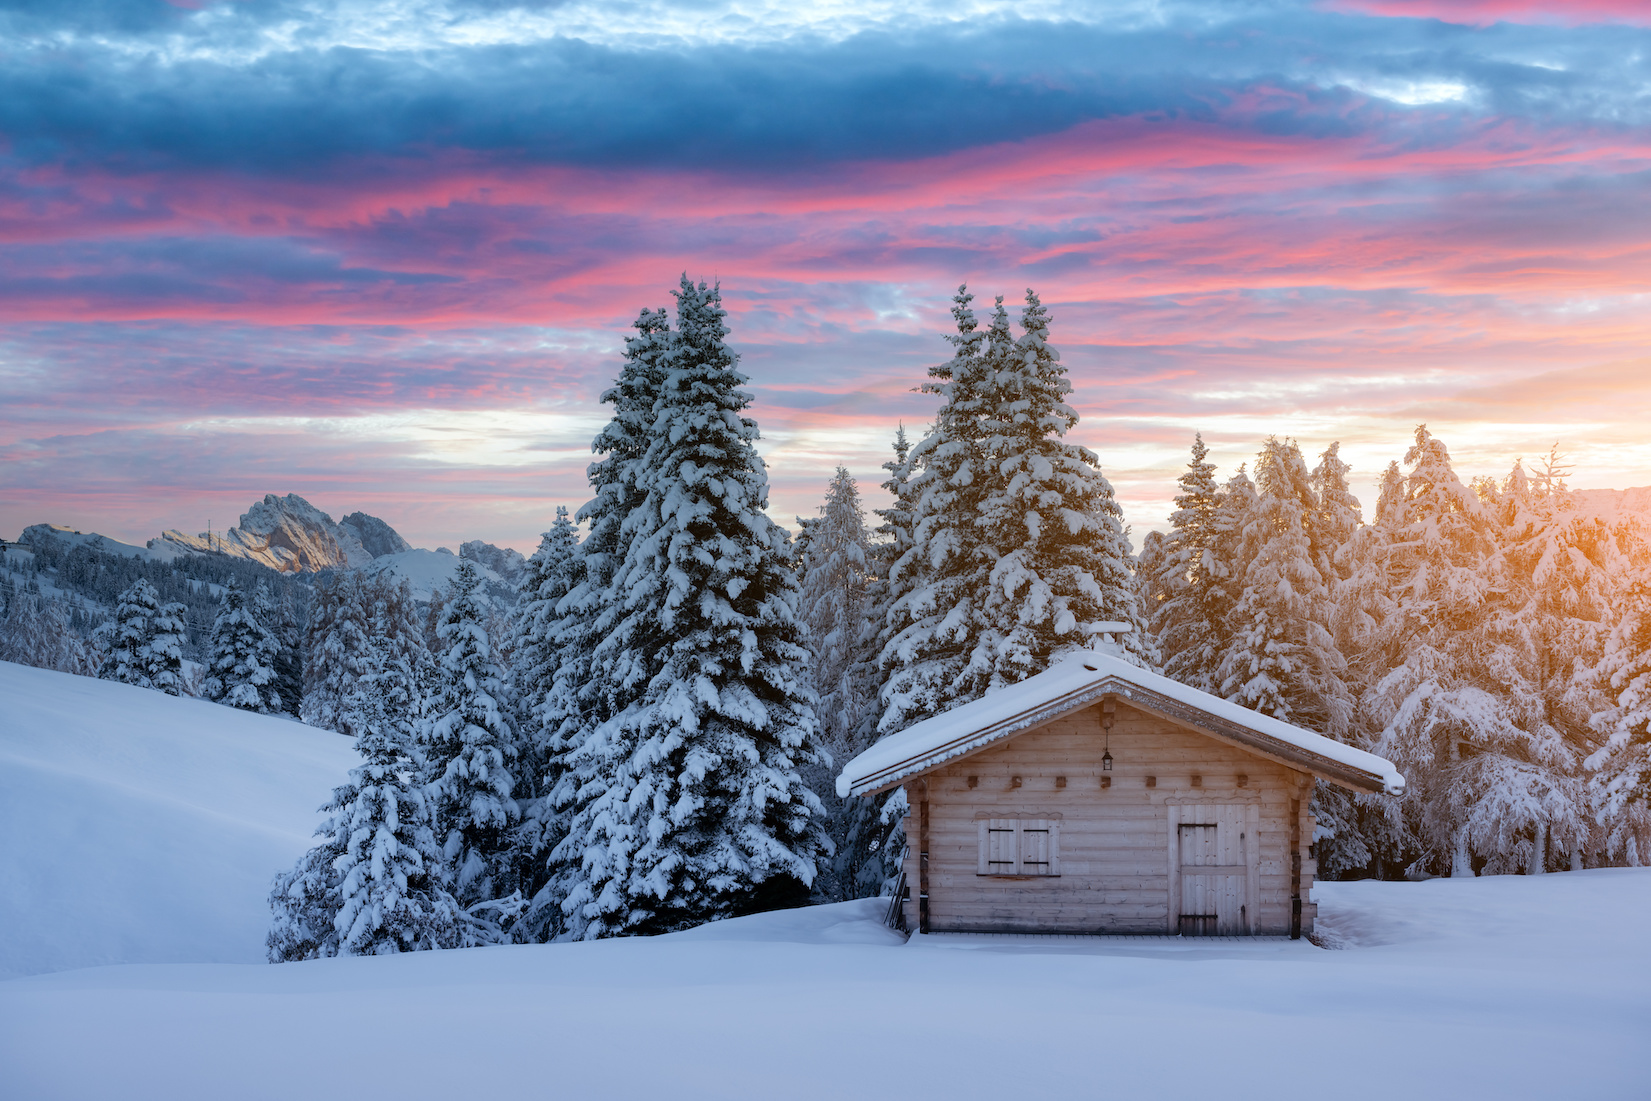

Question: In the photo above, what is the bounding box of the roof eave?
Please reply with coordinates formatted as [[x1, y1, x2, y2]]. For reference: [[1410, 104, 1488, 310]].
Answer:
[[848, 676, 1395, 798]]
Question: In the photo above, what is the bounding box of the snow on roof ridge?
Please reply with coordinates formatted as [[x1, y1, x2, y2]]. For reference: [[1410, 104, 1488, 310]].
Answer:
[[837, 650, 1404, 798]]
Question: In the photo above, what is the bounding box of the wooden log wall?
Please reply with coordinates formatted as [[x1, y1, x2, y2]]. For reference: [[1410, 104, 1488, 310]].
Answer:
[[910, 701, 1316, 935]]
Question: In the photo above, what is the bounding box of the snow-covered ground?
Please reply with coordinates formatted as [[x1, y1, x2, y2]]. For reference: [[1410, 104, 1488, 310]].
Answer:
[[2, 660, 1648, 1099], [0, 661, 354, 981]]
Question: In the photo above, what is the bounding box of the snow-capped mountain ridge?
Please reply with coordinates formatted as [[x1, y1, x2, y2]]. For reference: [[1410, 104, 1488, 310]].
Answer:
[[154, 493, 403, 573]]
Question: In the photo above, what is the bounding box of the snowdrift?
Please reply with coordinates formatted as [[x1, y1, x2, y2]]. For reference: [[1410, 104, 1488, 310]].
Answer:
[[0, 661, 355, 980]]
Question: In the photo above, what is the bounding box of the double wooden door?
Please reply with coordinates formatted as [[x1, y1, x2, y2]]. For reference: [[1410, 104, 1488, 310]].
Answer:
[[1169, 804, 1258, 935]]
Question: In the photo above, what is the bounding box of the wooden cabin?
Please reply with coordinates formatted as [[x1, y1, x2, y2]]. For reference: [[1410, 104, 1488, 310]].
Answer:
[[837, 650, 1404, 939]]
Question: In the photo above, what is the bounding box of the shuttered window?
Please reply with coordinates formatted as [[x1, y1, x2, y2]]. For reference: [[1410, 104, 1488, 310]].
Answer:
[[977, 819, 1060, 876]]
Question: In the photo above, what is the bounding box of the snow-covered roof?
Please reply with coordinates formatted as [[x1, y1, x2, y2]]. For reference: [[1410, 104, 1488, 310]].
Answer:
[[837, 650, 1405, 798]]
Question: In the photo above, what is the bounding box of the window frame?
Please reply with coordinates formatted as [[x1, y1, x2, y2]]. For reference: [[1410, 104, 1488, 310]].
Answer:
[[976, 818, 1061, 877]]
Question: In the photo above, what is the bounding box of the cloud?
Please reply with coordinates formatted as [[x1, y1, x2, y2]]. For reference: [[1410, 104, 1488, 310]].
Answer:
[[3, 0, 1650, 545]]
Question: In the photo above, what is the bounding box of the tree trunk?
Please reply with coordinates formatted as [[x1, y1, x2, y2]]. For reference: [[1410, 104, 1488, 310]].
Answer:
[[1452, 826, 1474, 878], [1571, 848, 1584, 872], [1527, 821, 1546, 875]]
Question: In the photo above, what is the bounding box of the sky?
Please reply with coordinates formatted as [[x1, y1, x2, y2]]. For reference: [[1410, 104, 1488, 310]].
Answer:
[[2, 0, 1650, 554]]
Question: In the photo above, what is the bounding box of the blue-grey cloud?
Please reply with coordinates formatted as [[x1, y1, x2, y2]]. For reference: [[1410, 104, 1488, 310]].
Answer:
[[0, 6, 1646, 178]]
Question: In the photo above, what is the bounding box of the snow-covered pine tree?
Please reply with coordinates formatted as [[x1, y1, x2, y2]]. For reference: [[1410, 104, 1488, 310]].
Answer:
[[97, 578, 158, 688], [1310, 442, 1361, 584], [419, 560, 520, 922], [268, 776, 352, 961], [509, 505, 584, 939], [1363, 426, 1538, 877], [301, 573, 373, 736], [256, 582, 304, 717], [0, 591, 89, 674], [976, 288, 1153, 680], [204, 584, 281, 713], [364, 575, 433, 742], [531, 309, 673, 937], [553, 275, 827, 938], [797, 467, 879, 901], [330, 677, 463, 955], [1475, 455, 1601, 871], [839, 427, 920, 899], [1588, 577, 1651, 865], [145, 597, 189, 696], [879, 285, 995, 732], [1151, 434, 1224, 691], [1215, 437, 1353, 736], [539, 307, 672, 798], [271, 575, 448, 961], [95, 578, 186, 694]]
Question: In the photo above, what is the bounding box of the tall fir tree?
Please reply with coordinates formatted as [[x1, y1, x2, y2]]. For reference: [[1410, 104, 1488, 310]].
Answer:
[[1215, 437, 1353, 737], [0, 592, 89, 675], [363, 575, 434, 744], [797, 467, 880, 901], [975, 289, 1154, 680], [330, 678, 463, 955], [204, 584, 281, 713], [1477, 456, 1602, 871], [1361, 426, 1538, 877], [1310, 442, 1361, 584], [840, 427, 921, 898], [1150, 435, 1224, 691], [552, 275, 827, 938], [301, 573, 373, 735], [510, 505, 584, 939], [879, 285, 994, 732], [1588, 577, 1651, 865], [256, 581, 304, 717], [96, 578, 186, 695], [419, 561, 521, 916], [268, 776, 353, 961]]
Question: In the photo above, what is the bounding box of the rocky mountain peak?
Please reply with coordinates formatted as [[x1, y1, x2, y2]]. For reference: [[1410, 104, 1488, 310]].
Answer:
[[153, 494, 410, 573]]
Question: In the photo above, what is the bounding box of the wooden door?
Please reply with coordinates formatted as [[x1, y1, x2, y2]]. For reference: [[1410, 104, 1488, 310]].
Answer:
[[1173, 805, 1252, 935]]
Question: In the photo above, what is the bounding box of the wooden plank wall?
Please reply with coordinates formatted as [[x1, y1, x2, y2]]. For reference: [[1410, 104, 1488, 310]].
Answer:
[[911, 701, 1316, 935]]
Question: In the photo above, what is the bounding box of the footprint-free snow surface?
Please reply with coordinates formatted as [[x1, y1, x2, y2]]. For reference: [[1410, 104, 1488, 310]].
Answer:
[[0, 661, 355, 980], [3, 662, 1648, 1100]]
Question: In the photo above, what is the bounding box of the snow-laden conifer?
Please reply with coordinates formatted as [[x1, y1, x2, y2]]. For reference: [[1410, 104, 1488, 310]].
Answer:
[[839, 428, 921, 898], [256, 582, 303, 717], [1310, 442, 1361, 583], [1588, 578, 1651, 863], [975, 290, 1153, 680], [1150, 435, 1223, 691], [96, 579, 187, 695], [375, 576, 434, 737], [331, 679, 463, 955], [797, 467, 879, 900], [204, 584, 281, 713], [879, 286, 994, 732], [1362, 426, 1539, 877], [419, 561, 520, 915], [145, 598, 188, 697], [301, 573, 373, 735], [268, 778, 351, 961], [510, 506, 583, 938], [0, 591, 89, 674], [553, 276, 827, 938], [1215, 437, 1353, 737], [1476, 456, 1602, 870]]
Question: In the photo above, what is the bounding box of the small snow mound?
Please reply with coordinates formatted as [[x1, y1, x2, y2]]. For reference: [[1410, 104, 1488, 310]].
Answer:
[[665, 898, 906, 946]]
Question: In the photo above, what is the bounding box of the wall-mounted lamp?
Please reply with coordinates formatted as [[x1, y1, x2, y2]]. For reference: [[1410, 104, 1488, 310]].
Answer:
[[1102, 748, 1113, 771]]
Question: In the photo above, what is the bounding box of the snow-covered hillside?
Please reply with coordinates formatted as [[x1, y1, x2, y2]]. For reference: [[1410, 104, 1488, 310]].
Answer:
[[2, 662, 1647, 1099], [0, 661, 354, 980]]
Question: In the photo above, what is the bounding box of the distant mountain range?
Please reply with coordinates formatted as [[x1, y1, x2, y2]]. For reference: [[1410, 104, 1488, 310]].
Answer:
[[15, 493, 527, 605]]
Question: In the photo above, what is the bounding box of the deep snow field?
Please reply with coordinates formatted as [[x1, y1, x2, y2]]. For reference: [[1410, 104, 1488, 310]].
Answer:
[[2, 661, 1648, 1100]]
